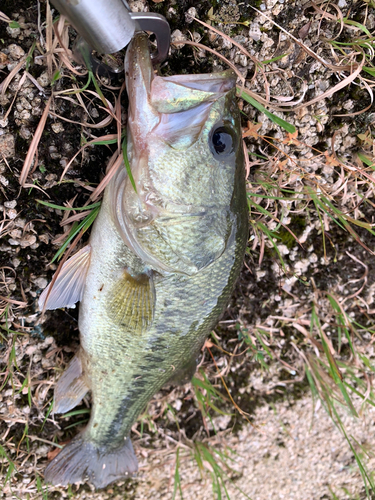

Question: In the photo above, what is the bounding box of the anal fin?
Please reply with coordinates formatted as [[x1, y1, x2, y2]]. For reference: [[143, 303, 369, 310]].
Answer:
[[109, 269, 155, 333], [39, 245, 91, 311], [54, 354, 89, 414]]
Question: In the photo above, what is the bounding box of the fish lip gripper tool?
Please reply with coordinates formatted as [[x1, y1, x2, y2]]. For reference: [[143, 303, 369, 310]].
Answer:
[[50, 0, 171, 73]]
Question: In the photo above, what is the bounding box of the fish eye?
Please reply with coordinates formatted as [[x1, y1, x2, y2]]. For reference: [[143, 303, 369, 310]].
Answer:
[[210, 125, 237, 158]]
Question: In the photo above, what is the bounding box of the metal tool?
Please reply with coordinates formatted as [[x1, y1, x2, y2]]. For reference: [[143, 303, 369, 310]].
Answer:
[[129, 12, 170, 64], [50, 0, 170, 74]]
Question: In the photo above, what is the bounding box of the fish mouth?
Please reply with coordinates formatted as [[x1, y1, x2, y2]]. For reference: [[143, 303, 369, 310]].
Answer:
[[124, 33, 237, 150]]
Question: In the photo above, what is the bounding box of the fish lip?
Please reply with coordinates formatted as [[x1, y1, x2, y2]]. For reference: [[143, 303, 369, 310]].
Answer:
[[125, 33, 237, 129], [124, 33, 159, 149]]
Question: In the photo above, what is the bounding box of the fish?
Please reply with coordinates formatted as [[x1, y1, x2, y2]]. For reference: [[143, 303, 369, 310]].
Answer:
[[40, 32, 248, 488]]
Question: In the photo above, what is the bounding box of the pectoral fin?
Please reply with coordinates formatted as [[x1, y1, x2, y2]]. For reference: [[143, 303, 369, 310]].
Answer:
[[39, 245, 91, 311], [109, 269, 155, 333]]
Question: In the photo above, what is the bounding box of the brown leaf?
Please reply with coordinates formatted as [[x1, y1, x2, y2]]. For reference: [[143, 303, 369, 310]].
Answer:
[[299, 21, 311, 40], [242, 121, 261, 139], [324, 150, 340, 167], [283, 130, 299, 145], [0, 51, 9, 64], [47, 440, 70, 461]]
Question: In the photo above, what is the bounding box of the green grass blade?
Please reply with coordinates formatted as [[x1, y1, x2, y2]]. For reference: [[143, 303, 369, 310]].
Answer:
[[238, 89, 296, 133], [341, 18, 371, 36], [37, 200, 101, 211], [0, 444, 16, 488], [362, 66, 375, 78], [64, 419, 90, 430], [78, 43, 108, 107], [51, 205, 100, 263], [326, 294, 355, 354], [122, 136, 137, 193], [333, 405, 375, 496], [41, 400, 54, 431], [61, 408, 91, 418], [328, 487, 340, 500], [85, 133, 125, 146], [255, 330, 273, 359], [312, 308, 358, 417], [172, 447, 184, 500], [343, 381, 375, 408], [256, 221, 287, 272]]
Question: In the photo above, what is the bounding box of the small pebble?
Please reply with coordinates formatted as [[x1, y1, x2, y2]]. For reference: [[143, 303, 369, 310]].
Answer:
[[7, 208, 18, 219], [0, 133, 15, 158], [128, 0, 148, 12], [37, 71, 50, 88], [0, 116, 9, 127], [4, 200, 17, 209], [34, 277, 48, 289], [7, 26, 21, 38], [185, 7, 197, 23], [249, 23, 261, 41], [171, 29, 186, 49], [8, 43, 25, 60], [51, 122, 64, 134], [19, 125, 31, 140], [0, 174, 9, 187]]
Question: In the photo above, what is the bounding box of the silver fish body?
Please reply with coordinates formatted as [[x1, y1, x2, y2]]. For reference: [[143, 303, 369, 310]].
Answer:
[[42, 33, 248, 488]]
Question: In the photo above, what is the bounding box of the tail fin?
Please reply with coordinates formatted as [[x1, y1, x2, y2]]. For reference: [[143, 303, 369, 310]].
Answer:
[[44, 434, 138, 488]]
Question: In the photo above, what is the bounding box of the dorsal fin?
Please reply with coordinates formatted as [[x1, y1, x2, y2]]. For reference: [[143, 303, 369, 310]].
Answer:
[[39, 245, 91, 311]]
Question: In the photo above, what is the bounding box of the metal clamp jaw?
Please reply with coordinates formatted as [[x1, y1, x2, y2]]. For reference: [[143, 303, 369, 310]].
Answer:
[[129, 12, 170, 64]]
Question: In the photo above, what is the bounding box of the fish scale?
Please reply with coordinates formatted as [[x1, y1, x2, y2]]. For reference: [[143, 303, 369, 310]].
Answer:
[[41, 32, 248, 488]]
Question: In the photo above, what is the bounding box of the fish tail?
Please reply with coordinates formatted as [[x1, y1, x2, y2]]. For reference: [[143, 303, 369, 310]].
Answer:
[[44, 433, 138, 488]]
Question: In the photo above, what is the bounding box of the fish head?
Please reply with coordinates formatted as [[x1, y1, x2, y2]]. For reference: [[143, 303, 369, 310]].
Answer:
[[110, 33, 246, 275]]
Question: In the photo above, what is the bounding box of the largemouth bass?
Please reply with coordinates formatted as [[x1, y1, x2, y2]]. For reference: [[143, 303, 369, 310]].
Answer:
[[41, 33, 248, 488]]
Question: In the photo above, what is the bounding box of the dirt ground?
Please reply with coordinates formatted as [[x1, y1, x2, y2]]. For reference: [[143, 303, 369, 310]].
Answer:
[[1, 0, 375, 499]]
